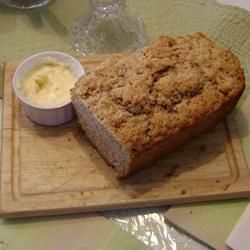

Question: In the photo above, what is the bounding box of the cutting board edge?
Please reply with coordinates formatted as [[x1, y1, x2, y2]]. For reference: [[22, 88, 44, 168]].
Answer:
[[1, 188, 250, 219]]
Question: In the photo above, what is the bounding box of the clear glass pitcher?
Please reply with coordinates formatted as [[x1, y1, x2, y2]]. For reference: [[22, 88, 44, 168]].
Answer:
[[72, 0, 146, 55]]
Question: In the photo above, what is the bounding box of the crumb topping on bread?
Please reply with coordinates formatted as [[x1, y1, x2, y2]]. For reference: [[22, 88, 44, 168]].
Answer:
[[72, 33, 244, 155]]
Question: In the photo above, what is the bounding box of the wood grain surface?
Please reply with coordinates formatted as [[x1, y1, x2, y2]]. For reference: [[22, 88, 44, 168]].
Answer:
[[0, 55, 250, 218]]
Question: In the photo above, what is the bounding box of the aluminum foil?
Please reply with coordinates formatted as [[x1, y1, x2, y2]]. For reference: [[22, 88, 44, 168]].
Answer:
[[103, 207, 211, 250]]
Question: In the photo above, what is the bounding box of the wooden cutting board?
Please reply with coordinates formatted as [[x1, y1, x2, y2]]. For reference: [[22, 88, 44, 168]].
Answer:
[[1, 55, 250, 218]]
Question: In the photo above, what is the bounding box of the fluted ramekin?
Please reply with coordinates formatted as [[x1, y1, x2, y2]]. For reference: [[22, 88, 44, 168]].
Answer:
[[13, 51, 85, 126]]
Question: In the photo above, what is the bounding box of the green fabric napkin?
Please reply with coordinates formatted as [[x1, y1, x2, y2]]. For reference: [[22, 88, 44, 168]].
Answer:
[[1, 0, 250, 248], [0, 214, 148, 250]]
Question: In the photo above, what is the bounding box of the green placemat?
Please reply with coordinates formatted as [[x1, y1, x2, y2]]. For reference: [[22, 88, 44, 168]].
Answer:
[[0, 213, 148, 250], [0, 0, 250, 248]]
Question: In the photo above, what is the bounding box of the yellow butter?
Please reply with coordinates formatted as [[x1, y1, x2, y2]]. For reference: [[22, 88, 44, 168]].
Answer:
[[18, 58, 77, 107]]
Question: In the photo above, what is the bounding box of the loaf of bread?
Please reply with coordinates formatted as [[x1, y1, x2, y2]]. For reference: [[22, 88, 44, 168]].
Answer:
[[71, 32, 245, 178]]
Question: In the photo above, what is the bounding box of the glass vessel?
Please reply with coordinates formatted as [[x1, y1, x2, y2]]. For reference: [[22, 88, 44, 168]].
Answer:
[[1, 0, 52, 9], [72, 0, 146, 55]]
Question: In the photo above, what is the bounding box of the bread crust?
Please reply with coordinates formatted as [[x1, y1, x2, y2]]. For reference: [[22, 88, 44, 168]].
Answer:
[[72, 32, 245, 178]]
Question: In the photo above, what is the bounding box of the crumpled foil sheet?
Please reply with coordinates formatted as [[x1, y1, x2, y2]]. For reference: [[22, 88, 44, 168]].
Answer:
[[103, 207, 211, 250]]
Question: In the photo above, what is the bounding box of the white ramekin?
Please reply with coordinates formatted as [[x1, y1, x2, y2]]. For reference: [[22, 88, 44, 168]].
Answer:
[[13, 51, 85, 126]]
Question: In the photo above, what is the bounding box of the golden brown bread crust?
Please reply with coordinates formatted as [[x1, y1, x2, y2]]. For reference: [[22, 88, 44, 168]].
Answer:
[[72, 32, 245, 177]]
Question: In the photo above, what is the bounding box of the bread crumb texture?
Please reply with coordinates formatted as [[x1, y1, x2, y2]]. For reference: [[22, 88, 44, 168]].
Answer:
[[72, 33, 244, 155]]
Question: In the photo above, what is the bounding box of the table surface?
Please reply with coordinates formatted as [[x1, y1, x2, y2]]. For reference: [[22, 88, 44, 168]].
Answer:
[[0, 0, 249, 249]]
